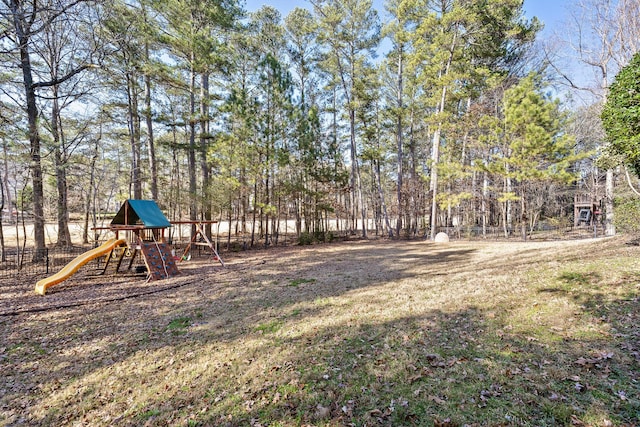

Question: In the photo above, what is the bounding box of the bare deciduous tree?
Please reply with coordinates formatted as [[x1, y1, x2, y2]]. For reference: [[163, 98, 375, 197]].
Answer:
[[1, 0, 95, 257], [543, 0, 640, 236]]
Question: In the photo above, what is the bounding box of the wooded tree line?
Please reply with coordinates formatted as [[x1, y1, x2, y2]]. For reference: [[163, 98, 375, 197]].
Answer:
[[0, 0, 638, 253]]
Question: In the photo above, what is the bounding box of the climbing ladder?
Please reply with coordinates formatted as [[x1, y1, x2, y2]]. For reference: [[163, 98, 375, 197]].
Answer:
[[139, 237, 180, 280]]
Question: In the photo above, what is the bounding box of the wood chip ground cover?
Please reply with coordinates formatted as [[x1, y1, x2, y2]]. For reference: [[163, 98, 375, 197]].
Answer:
[[0, 237, 638, 426]]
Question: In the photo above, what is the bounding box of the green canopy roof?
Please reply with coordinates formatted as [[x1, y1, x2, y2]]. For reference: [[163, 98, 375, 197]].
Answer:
[[111, 200, 171, 228]]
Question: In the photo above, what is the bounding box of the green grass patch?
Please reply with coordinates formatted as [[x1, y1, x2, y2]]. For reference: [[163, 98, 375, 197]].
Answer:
[[558, 270, 601, 287], [136, 408, 161, 421], [166, 316, 192, 335], [254, 320, 283, 334], [288, 278, 316, 287]]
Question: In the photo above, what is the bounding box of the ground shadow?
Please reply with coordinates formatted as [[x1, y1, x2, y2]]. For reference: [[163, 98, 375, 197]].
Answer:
[[1, 238, 638, 425]]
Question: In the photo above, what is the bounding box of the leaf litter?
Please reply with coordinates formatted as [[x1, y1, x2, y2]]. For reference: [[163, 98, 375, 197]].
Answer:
[[0, 237, 639, 425]]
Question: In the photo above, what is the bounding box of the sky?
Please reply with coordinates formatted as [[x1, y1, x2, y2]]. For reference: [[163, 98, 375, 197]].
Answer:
[[522, 0, 570, 35], [241, 0, 580, 95], [242, 0, 571, 36]]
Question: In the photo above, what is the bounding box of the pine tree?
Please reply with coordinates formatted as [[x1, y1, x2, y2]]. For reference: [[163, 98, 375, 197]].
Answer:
[[313, 0, 381, 237], [502, 74, 581, 239], [154, 0, 240, 236]]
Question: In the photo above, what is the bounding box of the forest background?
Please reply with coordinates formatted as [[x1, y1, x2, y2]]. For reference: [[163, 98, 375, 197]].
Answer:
[[1, 0, 639, 256]]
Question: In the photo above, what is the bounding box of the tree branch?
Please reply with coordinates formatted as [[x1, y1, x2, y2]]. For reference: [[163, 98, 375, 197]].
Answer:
[[624, 166, 640, 197], [28, 0, 91, 37], [31, 63, 97, 89], [542, 45, 602, 96]]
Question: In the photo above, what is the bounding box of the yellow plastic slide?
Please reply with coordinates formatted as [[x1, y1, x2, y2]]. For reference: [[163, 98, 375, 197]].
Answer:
[[35, 238, 127, 295]]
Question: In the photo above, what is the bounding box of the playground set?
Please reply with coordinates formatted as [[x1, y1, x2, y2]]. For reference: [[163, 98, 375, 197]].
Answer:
[[34, 200, 223, 295]]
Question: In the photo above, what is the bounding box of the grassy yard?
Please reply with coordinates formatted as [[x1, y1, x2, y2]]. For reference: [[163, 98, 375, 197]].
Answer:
[[0, 236, 638, 426]]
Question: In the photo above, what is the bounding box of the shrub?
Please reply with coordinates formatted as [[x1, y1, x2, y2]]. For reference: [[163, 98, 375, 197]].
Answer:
[[298, 232, 313, 245], [614, 196, 640, 233]]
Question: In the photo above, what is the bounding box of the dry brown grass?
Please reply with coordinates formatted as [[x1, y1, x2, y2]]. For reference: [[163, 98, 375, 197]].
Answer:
[[0, 237, 638, 426]]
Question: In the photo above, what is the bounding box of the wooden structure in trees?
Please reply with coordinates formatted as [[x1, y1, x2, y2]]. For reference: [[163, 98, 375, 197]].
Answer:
[[574, 192, 602, 227]]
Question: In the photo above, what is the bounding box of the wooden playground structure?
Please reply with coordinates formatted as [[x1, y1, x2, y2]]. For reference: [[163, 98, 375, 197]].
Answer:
[[35, 200, 223, 295]]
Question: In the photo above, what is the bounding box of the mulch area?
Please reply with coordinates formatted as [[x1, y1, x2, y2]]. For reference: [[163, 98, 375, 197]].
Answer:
[[0, 258, 227, 317], [0, 241, 310, 317]]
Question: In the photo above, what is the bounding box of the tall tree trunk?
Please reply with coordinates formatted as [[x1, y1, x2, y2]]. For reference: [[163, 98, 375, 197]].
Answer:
[[408, 111, 418, 234], [375, 159, 393, 237], [430, 125, 442, 239], [169, 124, 181, 221], [0, 111, 11, 260], [54, 146, 71, 246], [83, 137, 99, 244], [482, 168, 488, 238], [264, 84, 272, 247], [346, 70, 366, 239], [505, 174, 513, 238], [14, 6, 46, 257], [144, 61, 158, 200], [51, 92, 72, 247], [429, 30, 457, 240], [188, 58, 197, 238], [520, 189, 527, 241], [250, 181, 257, 247], [395, 44, 404, 237], [200, 72, 212, 238], [331, 87, 346, 232], [0, 169, 5, 262], [241, 165, 248, 234], [350, 108, 367, 238], [2, 138, 12, 227], [142, 4, 158, 201], [605, 168, 615, 236], [127, 72, 142, 199], [227, 196, 233, 250]]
